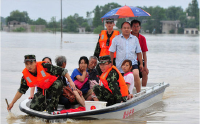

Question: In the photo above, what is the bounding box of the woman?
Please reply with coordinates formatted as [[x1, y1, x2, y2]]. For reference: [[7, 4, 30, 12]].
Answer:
[[71, 56, 93, 100]]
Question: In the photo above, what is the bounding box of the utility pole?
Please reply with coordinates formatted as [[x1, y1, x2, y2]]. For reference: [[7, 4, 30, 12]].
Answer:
[[54, 16, 56, 34], [61, 0, 63, 39]]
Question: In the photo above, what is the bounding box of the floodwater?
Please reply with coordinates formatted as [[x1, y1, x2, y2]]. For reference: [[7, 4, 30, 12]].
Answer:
[[1, 32, 199, 124]]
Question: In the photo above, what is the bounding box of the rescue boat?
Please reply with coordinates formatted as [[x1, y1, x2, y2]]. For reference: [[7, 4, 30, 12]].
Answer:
[[19, 82, 169, 120]]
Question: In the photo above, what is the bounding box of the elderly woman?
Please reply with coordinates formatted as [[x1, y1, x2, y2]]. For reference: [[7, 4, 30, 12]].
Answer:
[[55, 55, 85, 108], [71, 56, 93, 100]]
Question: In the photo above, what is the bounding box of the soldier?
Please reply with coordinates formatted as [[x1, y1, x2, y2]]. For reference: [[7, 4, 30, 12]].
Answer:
[[7, 55, 76, 114], [93, 18, 120, 75], [92, 55, 129, 106]]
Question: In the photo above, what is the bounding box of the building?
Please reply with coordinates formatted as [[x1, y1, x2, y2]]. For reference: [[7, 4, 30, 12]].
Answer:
[[160, 20, 181, 34], [3, 20, 46, 32], [184, 28, 199, 35], [78, 27, 86, 33]]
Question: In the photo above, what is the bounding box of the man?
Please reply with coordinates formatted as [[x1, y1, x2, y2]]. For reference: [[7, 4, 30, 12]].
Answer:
[[7, 55, 76, 114], [55, 55, 85, 107], [94, 18, 120, 75], [131, 19, 149, 87], [92, 55, 129, 106], [87, 56, 99, 83], [109, 22, 143, 93]]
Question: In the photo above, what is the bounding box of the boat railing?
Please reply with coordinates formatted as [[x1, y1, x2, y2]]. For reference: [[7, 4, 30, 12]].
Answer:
[[133, 82, 165, 98]]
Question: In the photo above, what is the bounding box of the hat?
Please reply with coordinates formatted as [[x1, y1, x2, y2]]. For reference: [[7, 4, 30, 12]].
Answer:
[[24, 55, 36, 62], [99, 55, 111, 64], [106, 18, 114, 23]]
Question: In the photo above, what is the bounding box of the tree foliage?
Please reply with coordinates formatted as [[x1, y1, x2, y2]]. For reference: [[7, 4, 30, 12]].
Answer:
[[63, 16, 79, 32], [93, 5, 102, 28], [6, 10, 30, 25], [186, 0, 199, 27], [93, 3, 121, 28]]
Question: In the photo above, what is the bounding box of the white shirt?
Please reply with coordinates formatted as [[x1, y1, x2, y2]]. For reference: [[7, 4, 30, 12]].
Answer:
[[123, 72, 134, 94], [109, 34, 142, 73]]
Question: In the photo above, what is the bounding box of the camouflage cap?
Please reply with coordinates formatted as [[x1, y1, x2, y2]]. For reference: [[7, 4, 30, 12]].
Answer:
[[99, 55, 111, 64], [24, 54, 36, 63], [106, 18, 114, 23]]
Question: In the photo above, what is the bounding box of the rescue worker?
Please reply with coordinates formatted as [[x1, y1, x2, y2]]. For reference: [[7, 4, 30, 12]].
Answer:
[[93, 18, 120, 75], [7, 55, 76, 114], [92, 55, 129, 106]]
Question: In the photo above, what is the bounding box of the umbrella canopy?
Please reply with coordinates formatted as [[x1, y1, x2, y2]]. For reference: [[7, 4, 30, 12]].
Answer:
[[101, 5, 151, 19]]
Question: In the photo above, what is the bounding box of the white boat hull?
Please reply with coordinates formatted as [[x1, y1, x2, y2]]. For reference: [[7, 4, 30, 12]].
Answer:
[[19, 82, 169, 120]]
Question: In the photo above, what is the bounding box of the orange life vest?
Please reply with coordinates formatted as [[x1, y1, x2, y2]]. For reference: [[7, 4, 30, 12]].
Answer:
[[22, 61, 58, 95], [99, 30, 119, 58], [99, 66, 129, 97]]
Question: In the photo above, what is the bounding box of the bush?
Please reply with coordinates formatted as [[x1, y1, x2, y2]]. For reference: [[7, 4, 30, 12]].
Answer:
[[13, 27, 25, 32]]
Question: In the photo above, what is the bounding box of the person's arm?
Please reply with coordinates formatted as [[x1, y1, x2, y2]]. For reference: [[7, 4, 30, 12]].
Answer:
[[75, 70, 87, 82], [142, 52, 149, 74], [93, 36, 101, 59], [29, 87, 35, 99], [64, 73, 76, 90], [8, 77, 29, 111], [7, 91, 23, 111], [110, 52, 114, 65], [135, 37, 143, 72], [137, 52, 143, 72]]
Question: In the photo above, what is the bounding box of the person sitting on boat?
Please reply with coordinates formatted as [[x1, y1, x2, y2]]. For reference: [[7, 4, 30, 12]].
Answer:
[[121, 59, 134, 100], [87, 56, 99, 89], [29, 56, 52, 99], [55, 55, 85, 108], [71, 56, 93, 100], [92, 55, 129, 106], [7, 54, 76, 114]]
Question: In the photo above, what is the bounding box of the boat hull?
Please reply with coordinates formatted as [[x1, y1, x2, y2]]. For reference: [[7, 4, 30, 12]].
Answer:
[[19, 82, 169, 120]]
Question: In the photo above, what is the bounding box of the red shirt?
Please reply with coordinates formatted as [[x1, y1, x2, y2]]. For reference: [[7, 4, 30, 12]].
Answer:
[[138, 33, 148, 52]]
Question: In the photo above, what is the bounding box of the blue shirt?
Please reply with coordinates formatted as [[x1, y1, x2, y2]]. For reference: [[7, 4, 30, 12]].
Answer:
[[109, 34, 142, 73]]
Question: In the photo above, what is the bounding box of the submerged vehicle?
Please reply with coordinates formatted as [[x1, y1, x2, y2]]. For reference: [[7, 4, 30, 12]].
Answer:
[[19, 82, 169, 120]]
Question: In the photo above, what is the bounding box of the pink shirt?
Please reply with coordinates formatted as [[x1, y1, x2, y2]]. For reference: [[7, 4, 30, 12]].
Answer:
[[123, 72, 134, 94]]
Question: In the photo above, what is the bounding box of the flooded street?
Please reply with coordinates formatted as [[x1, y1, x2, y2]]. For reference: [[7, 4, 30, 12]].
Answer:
[[1, 32, 199, 124]]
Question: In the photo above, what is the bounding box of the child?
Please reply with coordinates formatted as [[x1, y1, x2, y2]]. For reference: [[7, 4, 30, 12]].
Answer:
[[121, 60, 135, 94]]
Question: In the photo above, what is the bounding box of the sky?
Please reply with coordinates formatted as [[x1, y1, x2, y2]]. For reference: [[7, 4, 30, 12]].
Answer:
[[1, 0, 198, 22]]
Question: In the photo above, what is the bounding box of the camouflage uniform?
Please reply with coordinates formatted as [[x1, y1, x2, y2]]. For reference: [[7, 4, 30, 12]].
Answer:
[[19, 62, 67, 113], [93, 69, 127, 106]]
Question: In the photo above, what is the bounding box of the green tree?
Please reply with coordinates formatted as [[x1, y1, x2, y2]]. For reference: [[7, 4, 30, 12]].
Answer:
[[34, 18, 47, 25], [93, 5, 102, 28], [63, 16, 79, 32], [6, 10, 30, 25], [93, 25, 104, 34], [165, 6, 185, 20], [141, 6, 166, 33], [100, 3, 121, 18], [116, 18, 126, 29], [186, 0, 199, 27]]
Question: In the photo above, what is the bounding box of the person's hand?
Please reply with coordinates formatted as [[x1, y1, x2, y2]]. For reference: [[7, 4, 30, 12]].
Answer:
[[127, 94, 133, 100], [28, 95, 34, 99], [139, 64, 143, 72], [7, 103, 14, 111], [70, 82, 76, 91]]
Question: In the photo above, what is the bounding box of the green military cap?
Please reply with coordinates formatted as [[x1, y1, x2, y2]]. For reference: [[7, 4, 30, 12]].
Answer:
[[99, 55, 111, 64], [106, 18, 114, 23], [24, 54, 36, 63]]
